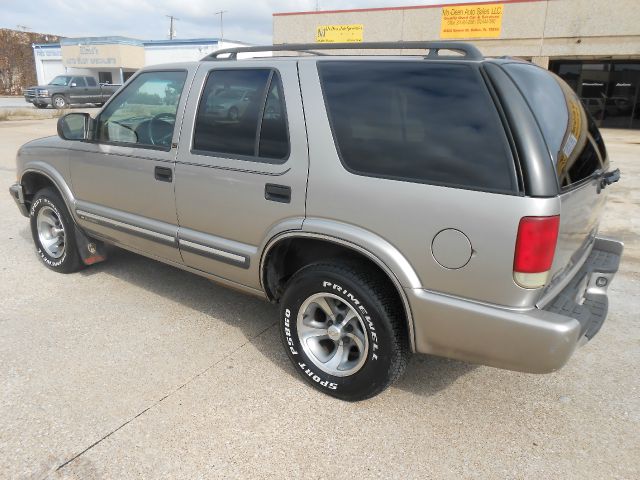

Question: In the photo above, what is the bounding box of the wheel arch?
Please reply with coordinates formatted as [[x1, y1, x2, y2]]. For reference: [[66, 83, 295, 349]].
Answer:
[[260, 231, 418, 352], [20, 165, 75, 216]]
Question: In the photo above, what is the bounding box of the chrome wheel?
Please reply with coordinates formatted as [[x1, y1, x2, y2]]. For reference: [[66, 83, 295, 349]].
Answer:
[[53, 96, 66, 108], [36, 205, 66, 258], [297, 293, 369, 377]]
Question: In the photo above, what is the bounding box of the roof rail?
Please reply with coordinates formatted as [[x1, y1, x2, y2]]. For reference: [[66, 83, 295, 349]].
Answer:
[[201, 41, 483, 61]]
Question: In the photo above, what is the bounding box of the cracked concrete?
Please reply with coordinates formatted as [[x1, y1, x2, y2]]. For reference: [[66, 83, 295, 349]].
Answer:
[[0, 118, 638, 479]]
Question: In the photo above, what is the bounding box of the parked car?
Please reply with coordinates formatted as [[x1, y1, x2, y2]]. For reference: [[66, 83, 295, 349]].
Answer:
[[9, 42, 623, 401], [203, 87, 258, 120], [23, 75, 121, 109]]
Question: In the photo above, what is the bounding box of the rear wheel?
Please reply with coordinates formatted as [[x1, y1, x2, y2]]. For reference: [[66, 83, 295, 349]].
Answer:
[[29, 187, 83, 273], [280, 261, 410, 401]]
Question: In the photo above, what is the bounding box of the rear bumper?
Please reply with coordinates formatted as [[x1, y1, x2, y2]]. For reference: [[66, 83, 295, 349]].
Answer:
[[408, 236, 623, 373], [9, 183, 29, 217]]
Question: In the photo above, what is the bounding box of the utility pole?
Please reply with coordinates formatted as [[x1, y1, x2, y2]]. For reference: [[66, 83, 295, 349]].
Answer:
[[166, 15, 179, 40], [215, 10, 228, 45]]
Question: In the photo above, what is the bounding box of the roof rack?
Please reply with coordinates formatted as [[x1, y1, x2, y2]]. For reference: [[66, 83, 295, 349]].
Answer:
[[201, 41, 483, 61]]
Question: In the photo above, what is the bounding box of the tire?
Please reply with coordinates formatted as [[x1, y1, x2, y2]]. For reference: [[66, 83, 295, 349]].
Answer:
[[29, 187, 84, 273], [280, 261, 410, 401], [52, 95, 68, 109], [227, 107, 239, 121]]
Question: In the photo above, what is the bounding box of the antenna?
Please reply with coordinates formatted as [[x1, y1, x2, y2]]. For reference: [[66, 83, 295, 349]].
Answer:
[[215, 10, 228, 45], [166, 15, 179, 40]]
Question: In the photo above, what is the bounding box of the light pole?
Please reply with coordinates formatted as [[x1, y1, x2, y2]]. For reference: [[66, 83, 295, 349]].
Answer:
[[215, 10, 228, 45], [166, 15, 179, 40]]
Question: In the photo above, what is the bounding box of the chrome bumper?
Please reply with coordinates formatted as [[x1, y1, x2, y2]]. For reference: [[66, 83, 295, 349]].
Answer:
[[407, 236, 623, 373], [9, 183, 29, 217]]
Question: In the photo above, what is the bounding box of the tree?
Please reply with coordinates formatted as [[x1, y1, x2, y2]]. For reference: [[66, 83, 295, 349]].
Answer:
[[0, 29, 61, 95]]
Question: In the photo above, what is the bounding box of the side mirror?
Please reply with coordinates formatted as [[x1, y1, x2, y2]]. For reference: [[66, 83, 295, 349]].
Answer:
[[57, 112, 92, 141], [70, 82, 77, 87]]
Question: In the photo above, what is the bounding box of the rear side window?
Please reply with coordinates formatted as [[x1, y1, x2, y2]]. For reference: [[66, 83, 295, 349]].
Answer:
[[318, 61, 517, 193], [193, 69, 289, 163], [503, 63, 607, 189], [87, 77, 97, 87], [72, 77, 86, 87]]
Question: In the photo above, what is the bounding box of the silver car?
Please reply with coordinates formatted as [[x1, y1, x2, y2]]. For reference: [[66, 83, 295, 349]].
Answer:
[[9, 42, 623, 401]]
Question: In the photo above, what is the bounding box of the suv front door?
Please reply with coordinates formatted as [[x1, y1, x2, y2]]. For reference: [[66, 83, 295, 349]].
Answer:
[[174, 61, 308, 289], [68, 68, 194, 263]]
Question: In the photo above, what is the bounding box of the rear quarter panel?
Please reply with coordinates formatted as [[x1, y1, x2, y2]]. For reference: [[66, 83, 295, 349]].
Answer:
[[298, 61, 559, 308]]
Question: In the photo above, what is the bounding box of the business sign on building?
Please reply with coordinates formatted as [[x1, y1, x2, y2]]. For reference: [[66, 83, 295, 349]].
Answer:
[[440, 3, 503, 39], [61, 43, 144, 68], [316, 24, 364, 43]]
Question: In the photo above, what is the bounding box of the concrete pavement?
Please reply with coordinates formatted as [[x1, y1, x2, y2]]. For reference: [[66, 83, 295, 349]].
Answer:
[[0, 118, 638, 479]]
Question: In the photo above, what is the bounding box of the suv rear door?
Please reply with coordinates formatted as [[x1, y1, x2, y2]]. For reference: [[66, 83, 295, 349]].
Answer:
[[501, 63, 610, 296], [174, 60, 308, 289]]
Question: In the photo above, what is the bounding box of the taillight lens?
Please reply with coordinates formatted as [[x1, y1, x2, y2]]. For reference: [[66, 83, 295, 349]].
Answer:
[[513, 215, 560, 289]]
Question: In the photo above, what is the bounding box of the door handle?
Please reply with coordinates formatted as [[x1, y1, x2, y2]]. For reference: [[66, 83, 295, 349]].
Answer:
[[265, 183, 291, 203], [154, 166, 173, 182]]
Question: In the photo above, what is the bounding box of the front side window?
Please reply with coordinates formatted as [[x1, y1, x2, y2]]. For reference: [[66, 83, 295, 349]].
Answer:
[[72, 77, 86, 87], [193, 69, 289, 163], [318, 61, 517, 193], [95, 70, 187, 149], [86, 77, 97, 87]]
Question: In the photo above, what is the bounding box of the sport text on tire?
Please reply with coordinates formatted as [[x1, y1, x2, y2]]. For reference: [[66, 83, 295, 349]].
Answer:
[[280, 261, 410, 401]]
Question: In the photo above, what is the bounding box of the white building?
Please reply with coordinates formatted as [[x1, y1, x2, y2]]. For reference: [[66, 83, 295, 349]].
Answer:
[[32, 36, 247, 85]]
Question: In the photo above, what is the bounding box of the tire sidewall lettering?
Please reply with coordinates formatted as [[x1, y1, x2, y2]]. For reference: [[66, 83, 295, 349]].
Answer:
[[31, 196, 67, 268], [282, 277, 384, 393]]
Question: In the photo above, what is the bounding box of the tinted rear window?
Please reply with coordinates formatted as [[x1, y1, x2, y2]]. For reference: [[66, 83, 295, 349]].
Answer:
[[318, 61, 517, 193], [503, 63, 607, 189]]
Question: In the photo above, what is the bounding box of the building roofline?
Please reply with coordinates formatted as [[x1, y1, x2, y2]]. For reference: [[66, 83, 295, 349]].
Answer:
[[273, 0, 544, 17], [32, 43, 61, 48]]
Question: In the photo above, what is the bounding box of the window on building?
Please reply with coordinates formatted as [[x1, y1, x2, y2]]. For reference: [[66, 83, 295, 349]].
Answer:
[[318, 61, 517, 193], [192, 69, 289, 163], [95, 70, 187, 149], [99, 72, 113, 84]]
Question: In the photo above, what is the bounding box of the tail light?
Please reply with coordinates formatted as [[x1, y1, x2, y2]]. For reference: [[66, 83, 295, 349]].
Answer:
[[513, 215, 560, 289]]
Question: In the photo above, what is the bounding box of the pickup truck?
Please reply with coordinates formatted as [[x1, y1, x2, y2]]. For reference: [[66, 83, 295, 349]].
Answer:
[[9, 42, 623, 401], [23, 75, 121, 109]]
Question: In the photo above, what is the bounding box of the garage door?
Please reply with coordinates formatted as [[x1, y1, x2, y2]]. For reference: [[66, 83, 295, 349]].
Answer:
[[41, 60, 66, 84]]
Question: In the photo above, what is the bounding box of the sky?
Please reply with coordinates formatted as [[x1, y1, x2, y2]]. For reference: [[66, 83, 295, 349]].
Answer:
[[1, 0, 493, 44]]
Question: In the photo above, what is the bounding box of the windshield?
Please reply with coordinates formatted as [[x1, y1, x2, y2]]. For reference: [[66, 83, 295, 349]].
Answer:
[[48, 76, 73, 86]]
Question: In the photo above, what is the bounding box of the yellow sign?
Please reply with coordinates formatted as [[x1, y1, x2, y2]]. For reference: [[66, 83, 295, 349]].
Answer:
[[440, 4, 503, 39], [316, 24, 364, 43]]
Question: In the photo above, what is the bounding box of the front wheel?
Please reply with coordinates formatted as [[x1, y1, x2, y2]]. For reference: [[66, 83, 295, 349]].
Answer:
[[280, 261, 410, 401], [29, 187, 84, 273], [52, 95, 68, 109]]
